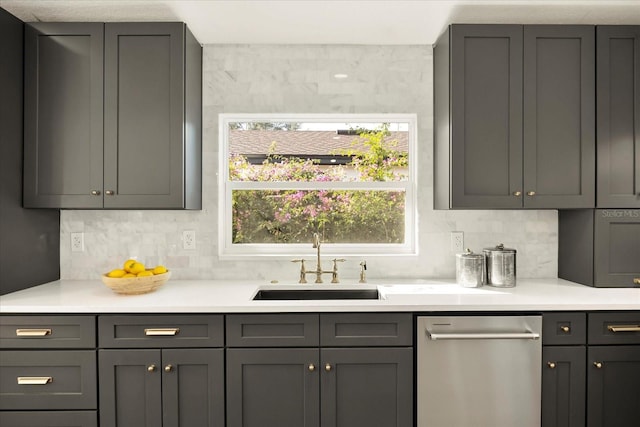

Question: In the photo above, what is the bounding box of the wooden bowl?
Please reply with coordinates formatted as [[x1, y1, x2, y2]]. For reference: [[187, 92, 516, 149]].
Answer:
[[101, 271, 171, 295]]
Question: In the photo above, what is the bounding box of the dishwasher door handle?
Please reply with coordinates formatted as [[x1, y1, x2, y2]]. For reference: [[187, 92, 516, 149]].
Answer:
[[427, 331, 540, 340]]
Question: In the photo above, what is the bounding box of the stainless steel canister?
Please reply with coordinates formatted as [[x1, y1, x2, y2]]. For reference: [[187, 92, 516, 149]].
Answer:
[[483, 243, 516, 287], [455, 249, 485, 288]]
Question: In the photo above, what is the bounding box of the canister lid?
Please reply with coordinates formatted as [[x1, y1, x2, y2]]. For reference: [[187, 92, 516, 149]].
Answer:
[[456, 248, 484, 259], [483, 243, 516, 253]]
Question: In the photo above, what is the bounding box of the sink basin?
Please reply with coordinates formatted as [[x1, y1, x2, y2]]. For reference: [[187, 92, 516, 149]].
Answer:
[[253, 288, 380, 300]]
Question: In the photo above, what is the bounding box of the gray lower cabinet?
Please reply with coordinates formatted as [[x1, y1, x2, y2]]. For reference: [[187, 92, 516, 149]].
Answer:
[[98, 314, 225, 427], [23, 22, 201, 209], [542, 346, 586, 427], [597, 26, 640, 208], [587, 312, 640, 427], [99, 348, 224, 427], [434, 24, 595, 209], [226, 313, 413, 427], [0, 315, 98, 425], [559, 209, 640, 287], [541, 313, 587, 427]]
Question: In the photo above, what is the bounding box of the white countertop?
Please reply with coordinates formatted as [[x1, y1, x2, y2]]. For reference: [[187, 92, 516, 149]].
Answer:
[[1, 278, 638, 313]]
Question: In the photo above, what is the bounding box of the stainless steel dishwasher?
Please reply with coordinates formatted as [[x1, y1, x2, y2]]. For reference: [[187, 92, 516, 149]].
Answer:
[[417, 315, 542, 427]]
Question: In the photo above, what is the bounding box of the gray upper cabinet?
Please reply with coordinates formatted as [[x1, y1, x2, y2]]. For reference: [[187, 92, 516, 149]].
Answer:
[[435, 24, 595, 209], [597, 26, 640, 208], [24, 22, 202, 210], [23, 23, 104, 209]]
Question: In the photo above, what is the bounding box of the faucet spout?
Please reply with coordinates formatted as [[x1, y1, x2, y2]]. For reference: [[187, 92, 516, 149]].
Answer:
[[312, 232, 322, 282]]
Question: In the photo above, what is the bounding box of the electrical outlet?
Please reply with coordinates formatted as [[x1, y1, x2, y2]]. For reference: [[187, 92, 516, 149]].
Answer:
[[71, 232, 84, 252], [183, 230, 196, 250], [450, 231, 464, 253]]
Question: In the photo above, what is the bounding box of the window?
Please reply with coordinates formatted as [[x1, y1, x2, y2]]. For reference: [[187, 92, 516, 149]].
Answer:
[[219, 114, 417, 257]]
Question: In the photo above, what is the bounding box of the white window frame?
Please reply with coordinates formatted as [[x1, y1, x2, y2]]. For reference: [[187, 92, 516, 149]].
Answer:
[[218, 113, 418, 259]]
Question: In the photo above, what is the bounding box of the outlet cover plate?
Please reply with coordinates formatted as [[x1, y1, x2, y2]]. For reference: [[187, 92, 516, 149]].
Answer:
[[450, 231, 464, 253], [71, 232, 84, 252], [183, 230, 196, 250]]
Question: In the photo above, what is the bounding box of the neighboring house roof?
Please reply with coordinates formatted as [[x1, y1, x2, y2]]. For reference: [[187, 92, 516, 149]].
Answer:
[[229, 130, 409, 156]]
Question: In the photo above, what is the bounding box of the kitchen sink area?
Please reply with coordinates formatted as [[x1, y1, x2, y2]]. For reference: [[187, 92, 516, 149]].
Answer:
[[252, 288, 381, 300]]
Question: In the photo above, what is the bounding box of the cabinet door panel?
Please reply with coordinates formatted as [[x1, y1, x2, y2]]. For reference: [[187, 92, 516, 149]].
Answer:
[[523, 25, 595, 208], [162, 348, 224, 427], [104, 23, 184, 208], [320, 348, 412, 427], [23, 23, 104, 208], [587, 346, 640, 427], [450, 25, 523, 208], [226, 348, 319, 427], [542, 346, 586, 427], [99, 349, 162, 427], [597, 26, 640, 208]]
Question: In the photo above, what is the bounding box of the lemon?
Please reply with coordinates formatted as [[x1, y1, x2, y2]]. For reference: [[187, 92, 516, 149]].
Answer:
[[107, 269, 126, 278], [152, 265, 168, 275], [128, 262, 145, 275], [122, 273, 136, 278], [123, 259, 138, 273], [137, 270, 153, 277]]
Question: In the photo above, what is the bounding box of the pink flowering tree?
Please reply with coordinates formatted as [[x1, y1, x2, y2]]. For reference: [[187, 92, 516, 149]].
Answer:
[[229, 126, 407, 244]]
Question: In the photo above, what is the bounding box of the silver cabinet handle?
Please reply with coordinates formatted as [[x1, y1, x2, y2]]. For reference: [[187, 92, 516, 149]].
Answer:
[[526, 191, 536, 196], [17, 376, 52, 385], [560, 326, 570, 333], [512, 191, 522, 196], [594, 362, 603, 369], [144, 328, 180, 336], [633, 278, 640, 285], [91, 190, 101, 196], [164, 364, 173, 372], [325, 363, 332, 372], [308, 364, 315, 372], [547, 362, 556, 369], [147, 364, 157, 372], [16, 328, 52, 337], [608, 325, 640, 333], [105, 190, 115, 196], [427, 332, 540, 340]]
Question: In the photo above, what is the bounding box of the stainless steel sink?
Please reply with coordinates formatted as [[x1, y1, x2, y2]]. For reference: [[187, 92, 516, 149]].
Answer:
[[253, 288, 380, 300]]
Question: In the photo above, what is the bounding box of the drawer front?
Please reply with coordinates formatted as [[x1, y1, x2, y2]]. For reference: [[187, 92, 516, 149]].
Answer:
[[0, 411, 97, 427], [98, 315, 223, 348], [226, 314, 319, 347], [0, 350, 97, 410], [542, 312, 587, 345], [320, 313, 412, 347], [0, 316, 96, 349], [588, 312, 640, 345]]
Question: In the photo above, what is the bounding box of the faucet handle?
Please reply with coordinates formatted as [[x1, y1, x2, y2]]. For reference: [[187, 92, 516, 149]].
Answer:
[[331, 258, 346, 268], [292, 259, 308, 284], [359, 260, 367, 283]]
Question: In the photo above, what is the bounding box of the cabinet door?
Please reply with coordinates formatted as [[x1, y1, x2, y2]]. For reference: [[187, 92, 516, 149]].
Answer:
[[99, 349, 162, 427], [450, 25, 524, 208], [23, 23, 104, 208], [162, 349, 224, 427], [597, 26, 640, 208], [523, 25, 595, 208], [320, 348, 412, 427], [226, 348, 320, 427], [594, 210, 640, 287], [541, 346, 586, 427], [104, 23, 185, 208], [587, 346, 640, 427]]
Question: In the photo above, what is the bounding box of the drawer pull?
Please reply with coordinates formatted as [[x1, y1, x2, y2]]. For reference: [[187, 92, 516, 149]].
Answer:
[[607, 325, 640, 333], [634, 278, 640, 285], [144, 328, 180, 336], [16, 328, 52, 337], [594, 362, 603, 369], [560, 326, 570, 333], [17, 376, 52, 385], [547, 362, 556, 369]]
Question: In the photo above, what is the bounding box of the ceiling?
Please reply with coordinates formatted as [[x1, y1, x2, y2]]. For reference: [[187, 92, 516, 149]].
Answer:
[[1, 0, 639, 45]]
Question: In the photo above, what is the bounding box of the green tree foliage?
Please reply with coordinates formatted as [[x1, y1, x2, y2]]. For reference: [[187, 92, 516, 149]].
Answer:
[[229, 127, 407, 244]]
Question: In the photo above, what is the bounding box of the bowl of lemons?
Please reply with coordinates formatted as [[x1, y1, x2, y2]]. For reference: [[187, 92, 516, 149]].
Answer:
[[102, 259, 170, 295]]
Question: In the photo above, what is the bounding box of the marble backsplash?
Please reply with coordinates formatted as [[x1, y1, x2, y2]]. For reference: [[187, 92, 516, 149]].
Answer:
[[60, 44, 558, 281]]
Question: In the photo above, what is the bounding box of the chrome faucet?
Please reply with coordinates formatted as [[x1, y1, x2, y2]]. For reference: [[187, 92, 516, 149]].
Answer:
[[292, 233, 344, 284]]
